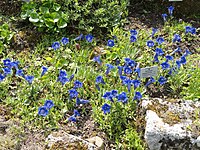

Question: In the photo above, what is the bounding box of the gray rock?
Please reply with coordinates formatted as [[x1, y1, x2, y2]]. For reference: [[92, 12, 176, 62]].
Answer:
[[142, 98, 200, 150]]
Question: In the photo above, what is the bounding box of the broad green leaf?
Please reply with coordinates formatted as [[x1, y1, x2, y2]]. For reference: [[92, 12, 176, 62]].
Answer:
[[44, 19, 55, 28], [39, 6, 49, 14], [53, 3, 61, 11], [57, 18, 67, 28], [29, 12, 40, 23], [51, 12, 60, 23]]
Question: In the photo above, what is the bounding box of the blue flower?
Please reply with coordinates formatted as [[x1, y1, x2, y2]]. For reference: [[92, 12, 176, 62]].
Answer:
[[130, 35, 137, 42], [68, 116, 77, 122], [123, 78, 132, 92], [151, 28, 157, 37], [117, 66, 123, 76], [59, 70, 67, 77], [3, 68, 12, 76], [173, 34, 181, 43], [168, 6, 174, 16], [11, 61, 19, 69], [95, 75, 105, 84], [179, 56, 186, 65], [133, 91, 142, 101], [162, 14, 168, 22], [172, 47, 182, 55], [0, 74, 5, 82], [130, 29, 138, 36], [190, 27, 196, 34], [145, 77, 156, 87], [102, 103, 111, 114], [73, 109, 80, 117], [168, 67, 177, 75], [74, 34, 84, 40], [153, 53, 159, 63], [69, 74, 74, 81], [117, 92, 128, 104], [74, 80, 83, 89], [156, 37, 165, 45], [120, 75, 127, 81], [25, 75, 34, 84], [16, 69, 24, 77], [161, 61, 170, 70], [125, 58, 136, 67], [158, 76, 167, 85], [103, 91, 113, 102], [85, 34, 93, 42], [134, 66, 141, 78], [44, 100, 54, 109], [76, 97, 89, 106], [132, 80, 140, 89], [146, 40, 154, 48], [185, 26, 192, 34], [3, 59, 11, 68], [52, 41, 60, 50], [124, 66, 132, 75], [107, 39, 114, 47], [59, 76, 69, 85], [93, 56, 101, 65], [165, 55, 174, 61], [41, 66, 48, 77], [176, 60, 181, 69], [105, 64, 114, 75], [38, 106, 49, 117], [111, 90, 118, 98], [68, 89, 78, 99], [155, 48, 164, 56], [61, 37, 69, 45], [183, 49, 191, 57]]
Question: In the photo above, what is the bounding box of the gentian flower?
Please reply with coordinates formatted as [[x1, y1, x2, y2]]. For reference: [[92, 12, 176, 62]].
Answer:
[[102, 103, 111, 114], [168, 67, 177, 75], [0, 74, 5, 82], [158, 76, 167, 85], [68, 116, 77, 122], [59, 70, 67, 77], [52, 41, 60, 50], [85, 34, 93, 42], [156, 37, 165, 45], [103, 91, 113, 102], [74, 80, 83, 89], [16, 69, 24, 77], [190, 27, 196, 34], [59, 76, 69, 85], [132, 79, 140, 89], [176, 60, 181, 69], [185, 26, 192, 34], [93, 56, 101, 65], [120, 75, 127, 81], [3, 59, 11, 68], [11, 61, 19, 69], [61, 37, 69, 45], [107, 39, 114, 47], [165, 55, 174, 61], [95, 75, 105, 84], [44, 100, 54, 109], [25, 75, 34, 84], [117, 92, 128, 104], [41, 66, 48, 77], [69, 74, 74, 81], [111, 90, 118, 98], [145, 77, 156, 87], [73, 109, 80, 117], [115, 59, 120, 65], [161, 61, 170, 70], [155, 48, 164, 56], [74, 34, 84, 40], [179, 56, 186, 65], [38, 106, 49, 117], [3, 68, 12, 76], [76, 97, 89, 106], [146, 40, 154, 48], [118, 66, 123, 76], [153, 53, 159, 63], [133, 91, 142, 101], [151, 28, 157, 37], [130, 35, 137, 42], [124, 66, 132, 75], [130, 29, 138, 36], [68, 89, 78, 99], [173, 34, 181, 43], [134, 66, 141, 78], [162, 14, 167, 22], [168, 6, 174, 16], [105, 64, 114, 75], [172, 47, 182, 55], [183, 49, 191, 57], [123, 78, 132, 92]]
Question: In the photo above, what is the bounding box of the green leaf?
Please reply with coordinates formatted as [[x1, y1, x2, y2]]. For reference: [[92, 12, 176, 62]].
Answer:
[[29, 12, 40, 23], [39, 6, 49, 14], [44, 19, 55, 28], [51, 12, 60, 23], [57, 18, 67, 28], [53, 3, 61, 11]]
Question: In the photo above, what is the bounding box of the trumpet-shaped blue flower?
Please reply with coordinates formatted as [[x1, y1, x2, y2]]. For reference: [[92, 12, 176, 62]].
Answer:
[[161, 61, 170, 70], [95, 75, 105, 84], [183, 49, 191, 57], [73, 109, 80, 117], [168, 6, 174, 16], [146, 40, 154, 48], [156, 37, 165, 45], [166, 55, 174, 61], [68, 116, 77, 122], [117, 92, 128, 104], [69, 74, 74, 81], [60, 76, 69, 85], [145, 77, 156, 87], [132, 79, 140, 89], [124, 66, 132, 75], [105, 64, 114, 75], [44, 100, 54, 109], [74, 34, 84, 40], [111, 90, 118, 98], [16, 69, 24, 77], [61, 37, 69, 45], [74, 80, 83, 89], [162, 14, 167, 22], [76, 97, 90, 106], [133, 91, 142, 101], [151, 28, 157, 37], [41, 66, 48, 77], [176, 60, 181, 69], [134, 66, 141, 78], [107, 39, 114, 47], [179, 56, 186, 65], [173, 34, 181, 43], [3, 68, 12, 76], [130, 35, 137, 42], [153, 53, 159, 63], [52, 41, 60, 50], [85, 34, 93, 42], [93, 56, 101, 65], [38, 106, 49, 117], [155, 48, 164, 56], [172, 47, 182, 55], [158, 76, 167, 85], [125, 58, 136, 67], [103, 91, 113, 102], [3, 58, 11, 67], [118, 66, 123, 76], [123, 78, 132, 92], [25, 75, 34, 84], [0, 74, 5, 82], [102, 103, 111, 114], [190, 27, 196, 34], [130, 29, 138, 36], [68, 89, 78, 99]]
